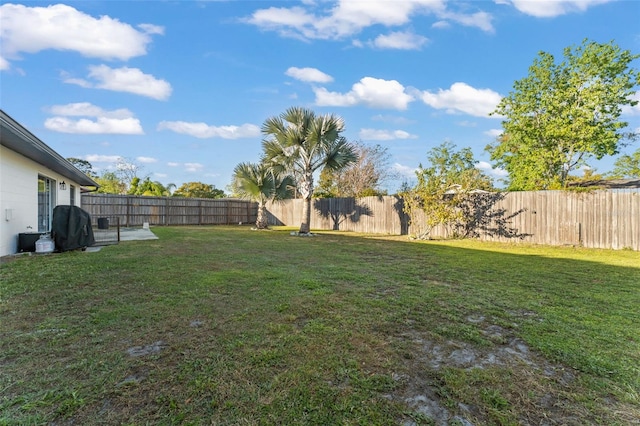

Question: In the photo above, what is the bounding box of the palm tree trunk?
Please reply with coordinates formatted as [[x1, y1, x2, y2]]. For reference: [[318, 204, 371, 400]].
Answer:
[[300, 196, 311, 233], [256, 201, 268, 229], [299, 170, 313, 234]]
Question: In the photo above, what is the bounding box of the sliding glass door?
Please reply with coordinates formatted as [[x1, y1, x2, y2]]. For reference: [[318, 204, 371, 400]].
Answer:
[[38, 175, 55, 232]]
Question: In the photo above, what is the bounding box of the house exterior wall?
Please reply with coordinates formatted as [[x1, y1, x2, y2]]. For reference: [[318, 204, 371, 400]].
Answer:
[[0, 145, 83, 257]]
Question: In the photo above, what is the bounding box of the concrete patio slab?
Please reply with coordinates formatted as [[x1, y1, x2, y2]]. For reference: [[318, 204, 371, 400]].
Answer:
[[119, 228, 159, 241]]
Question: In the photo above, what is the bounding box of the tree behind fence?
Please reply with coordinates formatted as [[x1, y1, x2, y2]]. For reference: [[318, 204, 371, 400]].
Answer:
[[82, 194, 258, 227], [266, 190, 639, 250]]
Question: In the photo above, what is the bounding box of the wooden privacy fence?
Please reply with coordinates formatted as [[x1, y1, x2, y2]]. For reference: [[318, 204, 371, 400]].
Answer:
[[267, 196, 409, 235], [82, 194, 257, 227], [82, 191, 639, 250], [266, 190, 640, 250]]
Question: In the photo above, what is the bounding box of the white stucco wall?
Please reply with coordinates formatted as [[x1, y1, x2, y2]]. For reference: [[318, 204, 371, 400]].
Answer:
[[0, 145, 82, 257]]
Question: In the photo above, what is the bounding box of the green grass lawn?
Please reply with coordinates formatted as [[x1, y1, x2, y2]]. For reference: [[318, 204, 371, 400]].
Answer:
[[1, 226, 638, 425]]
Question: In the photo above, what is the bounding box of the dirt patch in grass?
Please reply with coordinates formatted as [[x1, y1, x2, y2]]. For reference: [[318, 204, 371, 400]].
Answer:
[[390, 311, 638, 425]]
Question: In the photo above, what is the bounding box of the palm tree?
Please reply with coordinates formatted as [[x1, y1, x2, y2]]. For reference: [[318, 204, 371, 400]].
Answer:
[[165, 182, 177, 196], [231, 162, 294, 229], [261, 107, 356, 234]]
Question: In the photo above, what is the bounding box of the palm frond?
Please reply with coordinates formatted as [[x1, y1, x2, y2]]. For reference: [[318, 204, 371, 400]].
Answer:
[[324, 137, 357, 171], [231, 161, 294, 203], [272, 174, 296, 201], [261, 116, 287, 138], [231, 162, 265, 200]]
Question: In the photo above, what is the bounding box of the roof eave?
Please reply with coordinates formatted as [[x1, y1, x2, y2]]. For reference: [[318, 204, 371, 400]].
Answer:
[[0, 109, 100, 188]]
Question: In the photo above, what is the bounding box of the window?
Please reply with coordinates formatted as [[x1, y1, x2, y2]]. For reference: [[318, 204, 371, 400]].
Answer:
[[70, 184, 76, 206], [38, 175, 56, 232]]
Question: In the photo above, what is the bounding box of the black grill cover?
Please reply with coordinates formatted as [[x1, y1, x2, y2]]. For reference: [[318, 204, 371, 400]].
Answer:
[[52, 205, 95, 251]]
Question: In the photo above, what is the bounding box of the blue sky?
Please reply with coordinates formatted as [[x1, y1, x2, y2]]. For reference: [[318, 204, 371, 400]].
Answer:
[[2, 0, 639, 193]]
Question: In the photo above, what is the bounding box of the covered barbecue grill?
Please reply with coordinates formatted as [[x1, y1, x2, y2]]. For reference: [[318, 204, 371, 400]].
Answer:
[[51, 205, 95, 252]]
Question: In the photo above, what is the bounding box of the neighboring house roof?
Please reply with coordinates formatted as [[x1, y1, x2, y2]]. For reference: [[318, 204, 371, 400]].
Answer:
[[0, 109, 99, 188], [567, 179, 640, 189]]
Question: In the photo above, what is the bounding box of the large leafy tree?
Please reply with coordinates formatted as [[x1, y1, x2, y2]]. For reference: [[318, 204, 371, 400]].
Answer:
[[403, 142, 494, 239], [67, 157, 97, 178], [609, 148, 640, 178], [488, 39, 640, 190], [95, 171, 127, 194], [128, 177, 172, 197], [261, 107, 357, 234], [231, 162, 295, 229], [314, 142, 395, 198], [173, 182, 225, 198]]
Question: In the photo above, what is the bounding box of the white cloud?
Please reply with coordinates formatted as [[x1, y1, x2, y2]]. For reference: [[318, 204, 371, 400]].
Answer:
[[158, 121, 260, 139], [137, 156, 158, 164], [622, 92, 640, 116], [185, 163, 204, 172], [391, 162, 418, 179], [484, 128, 503, 138], [64, 65, 172, 100], [285, 67, 333, 83], [85, 154, 122, 163], [457, 121, 477, 128], [359, 128, 418, 140], [45, 117, 144, 135], [500, 0, 613, 18], [370, 31, 429, 50], [45, 103, 144, 134], [314, 77, 414, 110], [246, 0, 493, 42], [477, 161, 508, 177], [313, 88, 357, 107], [0, 3, 159, 63], [438, 10, 494, 32], [419, 82, 502, 117], [0, 56, 9, 71], [61, 75, 91, 88], [245, 6, 316, 40], [165, 162, 205, 173], [49, 102, 133, 119], [138, 23, 165, 35], [432, 20, 451, 29], [371, 114, 414, 125], [327, 0, 445, 33]]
